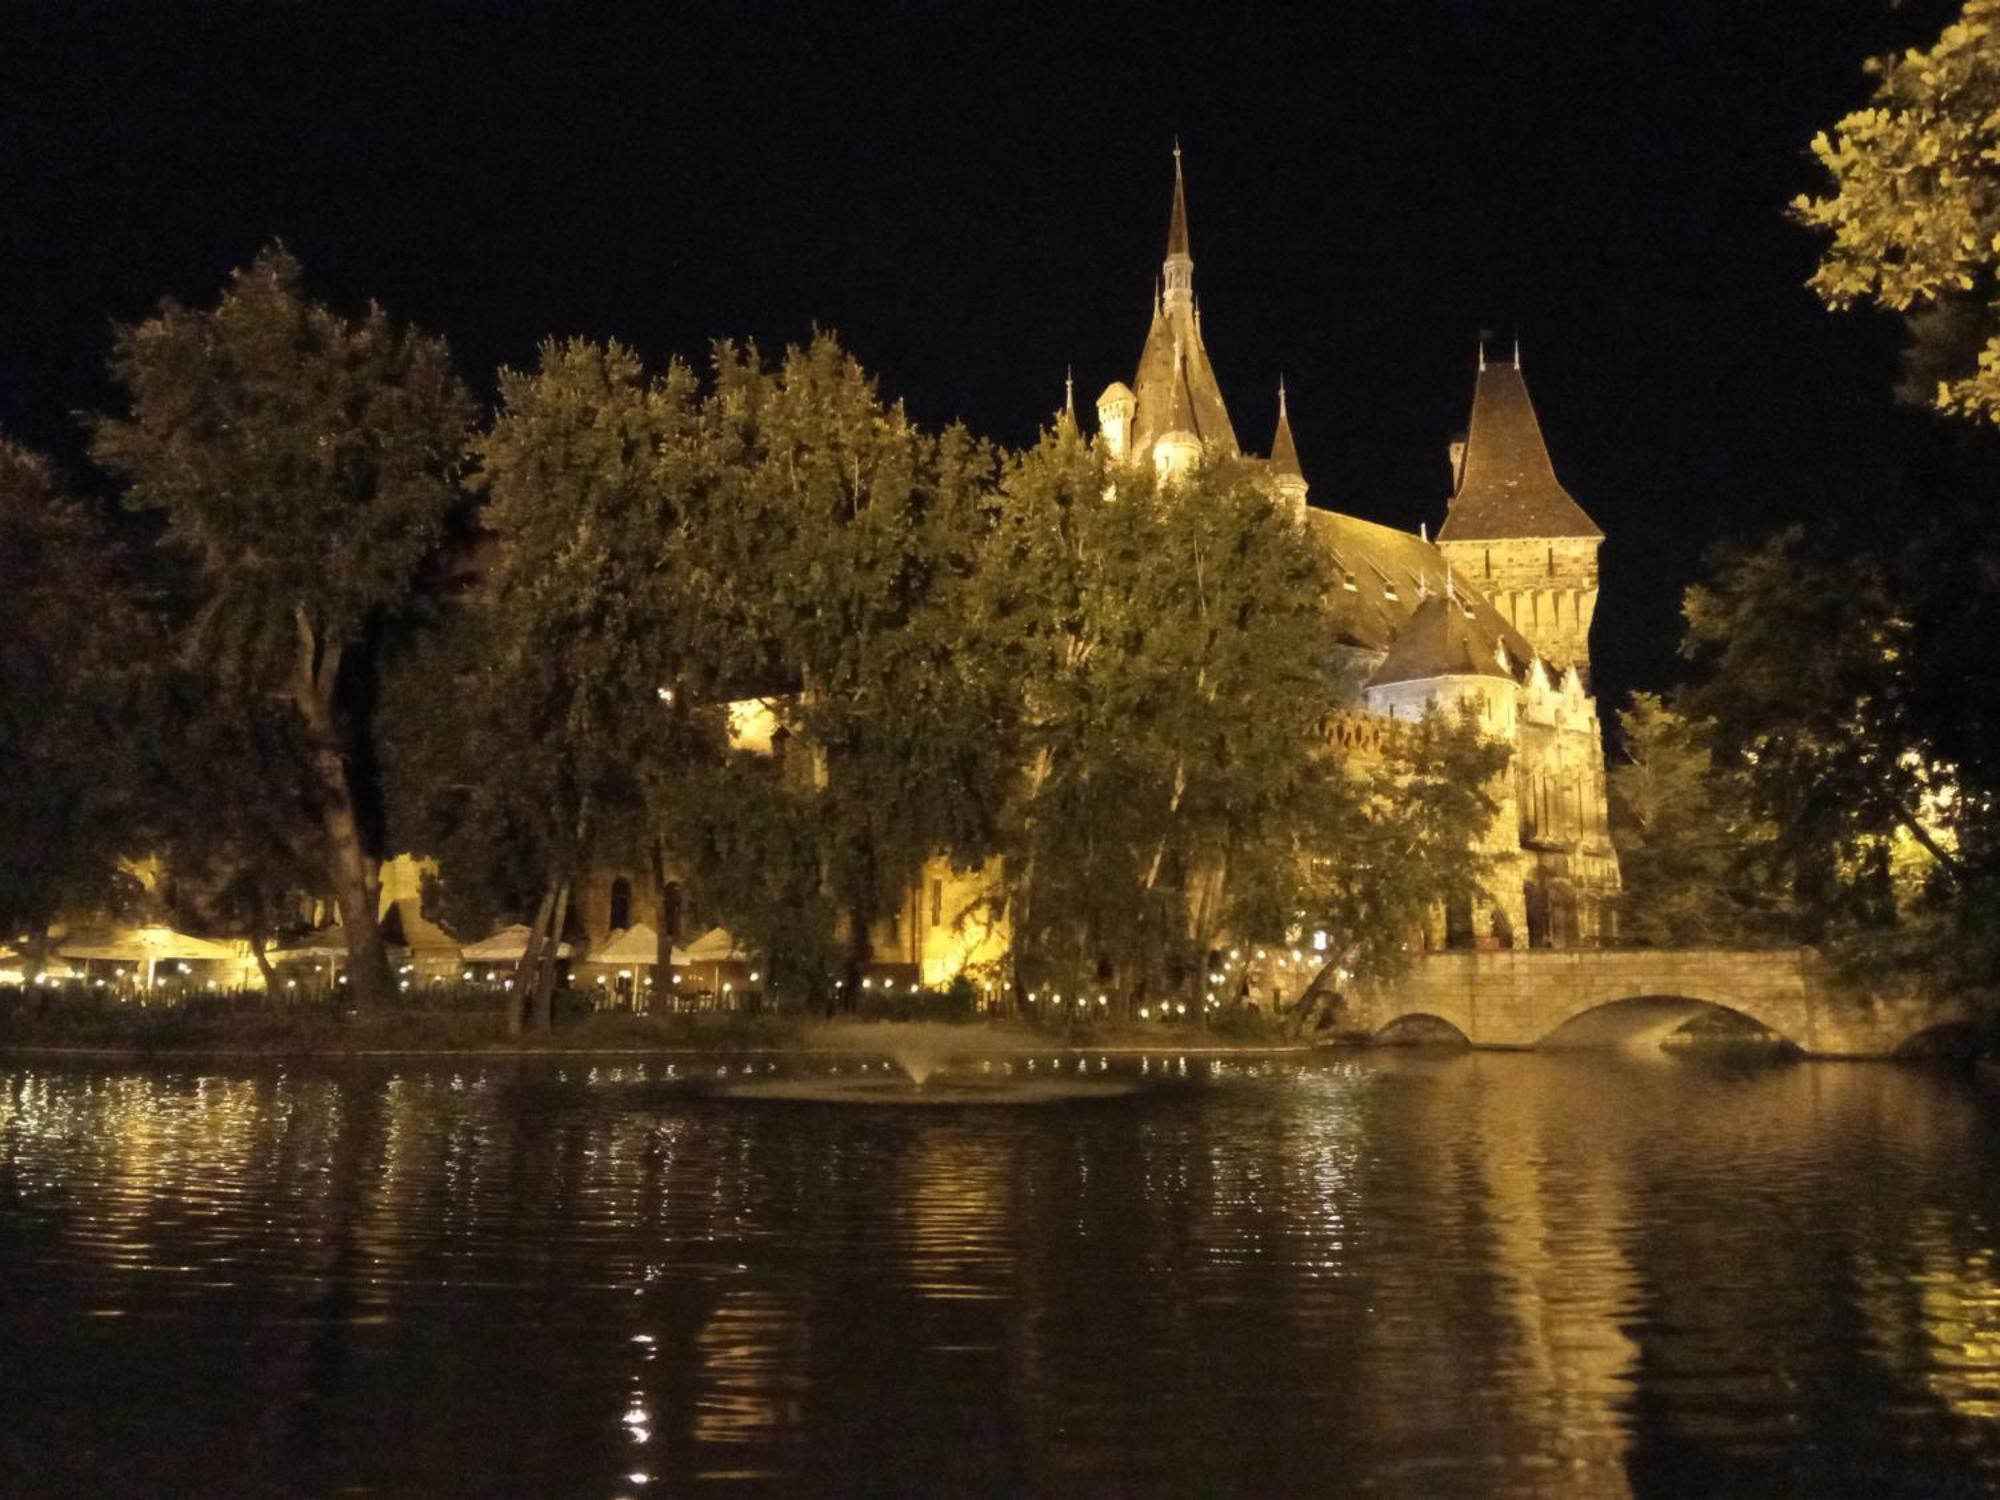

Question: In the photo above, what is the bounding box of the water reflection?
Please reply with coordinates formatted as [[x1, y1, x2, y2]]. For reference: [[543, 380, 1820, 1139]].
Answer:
[[5, 1054, 2000, 1495]]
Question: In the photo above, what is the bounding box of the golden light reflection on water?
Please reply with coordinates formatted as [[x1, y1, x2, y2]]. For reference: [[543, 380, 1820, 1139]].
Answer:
[[4, 1056, 2000, 1496]]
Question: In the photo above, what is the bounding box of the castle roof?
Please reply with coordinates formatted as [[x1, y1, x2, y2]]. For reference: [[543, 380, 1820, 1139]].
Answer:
[[1270, 380, 1303, 480], [1133, 310, 1236, 453], [1364, 593, 1518, 689], [1437, 357, 1601, 542], [1130, 151, 1238, 458], [1302, 508, 1537, 672]]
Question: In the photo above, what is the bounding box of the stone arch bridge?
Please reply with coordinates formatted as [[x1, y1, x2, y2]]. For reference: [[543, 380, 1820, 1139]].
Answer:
[[1333, 949, 1970, 1059]]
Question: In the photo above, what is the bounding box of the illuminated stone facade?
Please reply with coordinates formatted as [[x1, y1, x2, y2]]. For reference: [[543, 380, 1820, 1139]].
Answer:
[[1094, 152, 1621, 949]]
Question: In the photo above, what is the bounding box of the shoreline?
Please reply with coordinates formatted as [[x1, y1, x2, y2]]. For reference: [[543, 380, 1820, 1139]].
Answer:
[[0, 1013, 1314, 1063]]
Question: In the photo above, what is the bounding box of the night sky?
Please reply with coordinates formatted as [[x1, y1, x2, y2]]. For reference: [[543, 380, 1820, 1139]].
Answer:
[[0, 1, 1967, 708]]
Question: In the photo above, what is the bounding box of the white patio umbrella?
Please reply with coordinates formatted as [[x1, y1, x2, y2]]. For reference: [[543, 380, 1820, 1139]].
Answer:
[[263, 929, 412, 994], [681, 926, 746, 963], [462, 924, 573, 963], [591, 924, 693, 968], [60, 925, 239, 988]]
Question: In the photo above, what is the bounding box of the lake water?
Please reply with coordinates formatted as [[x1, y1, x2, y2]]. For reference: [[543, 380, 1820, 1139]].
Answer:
[[4, 1049, 2000, 1497]]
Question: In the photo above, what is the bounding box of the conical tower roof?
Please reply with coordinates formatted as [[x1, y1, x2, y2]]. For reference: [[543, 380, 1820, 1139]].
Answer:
[[1437, 353, 1601, 541], [1163, 341, 1199, 436], [1130, 146, 1237, 457], [1365, 593, 1517, 689], [1270, 380, 1303, 479]]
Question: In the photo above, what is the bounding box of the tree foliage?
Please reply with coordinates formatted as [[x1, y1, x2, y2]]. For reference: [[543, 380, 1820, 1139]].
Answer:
[[656, 337, 1006, 1009], [0, 438, 151, 937], [1608, 692, 1788, 948], [381, 337, 731, 1027], [1676, 527, 1998, 992], [966, 431, 1504, 1008], [1795, 2, 2000, 421], [91, 248, 475, 1008]]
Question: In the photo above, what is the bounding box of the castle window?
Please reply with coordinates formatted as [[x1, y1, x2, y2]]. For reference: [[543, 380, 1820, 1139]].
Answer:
[[609, 877, 633, 932], [1546, 545, 1556, 576], [1485, 548, 1492, 577], [1343, 571, 1358, 592], [930, 878, 943, 927]]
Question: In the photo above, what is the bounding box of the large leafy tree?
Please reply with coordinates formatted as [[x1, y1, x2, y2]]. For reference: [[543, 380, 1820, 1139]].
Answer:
[[91, 248, 475, 1010], [0, 438, 151, 938], [1260, 702, 1510, 1038], [1677, 527, 1997, 992], [659, 336, 1005, 1011], [1608, 691, 1789, 948], [1794, 2, 2000, 421], [970, 429, 1425, 1012], [383, 337, 729, 1031]]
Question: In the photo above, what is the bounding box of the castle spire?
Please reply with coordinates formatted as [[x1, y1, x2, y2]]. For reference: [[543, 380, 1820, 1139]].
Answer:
[[1270, 379, 1303, 480], [1168, 138, 1190, 259], [1162, 143, 1194, 315], [1268, 378, 1309, 513]]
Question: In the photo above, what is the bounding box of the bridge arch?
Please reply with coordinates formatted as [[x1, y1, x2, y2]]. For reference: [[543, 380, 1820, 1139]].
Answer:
[[1535, 993, 1799, 1050], [1344, 950, 1969, 1058], [1373, 1012, 1472, 1047]]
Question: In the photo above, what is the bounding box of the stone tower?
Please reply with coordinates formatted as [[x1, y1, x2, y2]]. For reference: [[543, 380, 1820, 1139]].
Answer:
[[1435, 346, 1603, 681]]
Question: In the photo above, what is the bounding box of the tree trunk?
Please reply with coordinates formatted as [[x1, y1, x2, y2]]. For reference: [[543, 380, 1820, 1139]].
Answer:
[[248, 930, 279, 996], [509, 886, 557, 1038], [529, 879, 571, 1034], [840, 901, 872, 1017], [651, 845, 679, 1015], [292, 609, 391, 1014], [1007, 744, 1057, 1017]]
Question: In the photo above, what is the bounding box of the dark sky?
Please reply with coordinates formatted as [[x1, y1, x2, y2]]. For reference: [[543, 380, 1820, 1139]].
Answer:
[[0, 0, 1965, 707]]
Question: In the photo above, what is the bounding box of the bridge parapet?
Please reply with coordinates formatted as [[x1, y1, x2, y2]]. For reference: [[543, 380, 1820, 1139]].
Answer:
[[1342, 948, 1968, 1058]]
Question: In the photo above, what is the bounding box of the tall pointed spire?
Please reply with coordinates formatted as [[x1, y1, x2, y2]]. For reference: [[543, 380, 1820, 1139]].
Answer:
[[1270, 379, 1303, 480], [1168, 137, 1190, 259], [1268, 378, 1309, 512], [1162, 142, 1194, 316], [1127, 140, 1238, 462]]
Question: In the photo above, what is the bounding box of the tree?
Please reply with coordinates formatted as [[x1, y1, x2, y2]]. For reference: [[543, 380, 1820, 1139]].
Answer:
[[383, 337, 729, 1031], [1677, 527, 1997, 992], [1283, 703, 1511, 996], [1608, 692, 1788, 947], [970, 428, 1404, 1013], [1794, 2, 2000, 422], [0, 437, 150, 938], [660, 336, 1006, 1012], [91, 248, 475, 1010]]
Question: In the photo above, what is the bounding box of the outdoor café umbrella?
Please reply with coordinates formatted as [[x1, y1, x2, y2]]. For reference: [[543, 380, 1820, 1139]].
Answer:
[[462, 924, 574, 964], [266, 929, 413, 991], [59, 924, 239, 988], [590, 924, 694, 968]]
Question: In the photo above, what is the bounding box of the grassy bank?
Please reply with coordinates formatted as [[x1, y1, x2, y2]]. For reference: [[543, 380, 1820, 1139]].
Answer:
[[0, 987, 1301, 1058]]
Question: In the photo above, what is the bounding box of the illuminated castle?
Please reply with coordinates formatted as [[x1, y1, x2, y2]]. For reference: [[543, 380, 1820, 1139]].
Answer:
[[1092, 148, 1620, 948]]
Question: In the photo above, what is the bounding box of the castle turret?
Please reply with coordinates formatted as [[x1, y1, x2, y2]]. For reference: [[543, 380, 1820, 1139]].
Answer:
[[1096, 381, 1136, 460], [1435, 344, 1602, 680], [1268, 379, 1308, 516]]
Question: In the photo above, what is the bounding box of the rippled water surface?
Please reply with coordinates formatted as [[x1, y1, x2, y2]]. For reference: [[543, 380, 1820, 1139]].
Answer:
[[6, 1050, 2000, 1496]]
